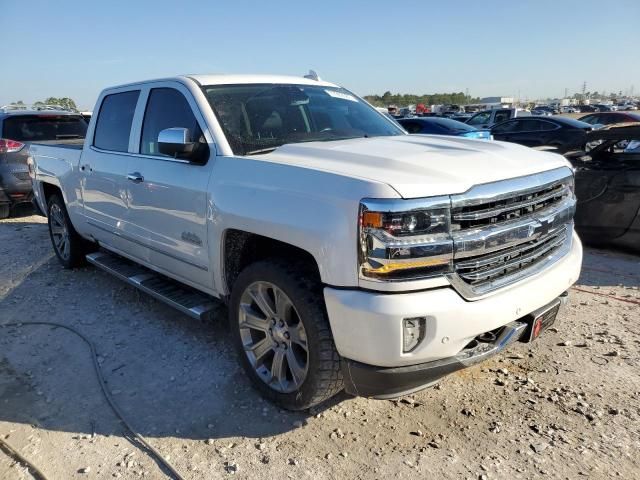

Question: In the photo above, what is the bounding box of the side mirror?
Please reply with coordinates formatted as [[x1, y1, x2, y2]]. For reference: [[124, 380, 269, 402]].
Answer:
[[158, 127, 197, 159]]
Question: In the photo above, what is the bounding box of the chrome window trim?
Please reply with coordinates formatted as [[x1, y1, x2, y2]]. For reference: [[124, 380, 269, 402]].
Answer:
[[89, 146, 192, 164]]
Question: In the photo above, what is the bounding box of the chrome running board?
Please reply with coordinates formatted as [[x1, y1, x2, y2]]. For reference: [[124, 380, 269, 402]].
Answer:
[[86, 251, 218, 321]]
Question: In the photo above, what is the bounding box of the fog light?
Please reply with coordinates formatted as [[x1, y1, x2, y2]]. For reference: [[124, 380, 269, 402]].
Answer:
[[403, 317, 426, 352]]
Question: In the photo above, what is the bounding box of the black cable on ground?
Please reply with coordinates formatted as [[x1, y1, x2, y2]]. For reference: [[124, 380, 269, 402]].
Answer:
[[0, 436, 48, 480], [0, 322, 185, 480]]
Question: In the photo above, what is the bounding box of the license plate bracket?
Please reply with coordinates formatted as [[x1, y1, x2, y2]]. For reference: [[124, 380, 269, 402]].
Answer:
[[520, 299, 561, 343]]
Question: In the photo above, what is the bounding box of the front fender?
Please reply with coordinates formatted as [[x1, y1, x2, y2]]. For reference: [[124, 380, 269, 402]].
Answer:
[[208, 156, 399, 292]]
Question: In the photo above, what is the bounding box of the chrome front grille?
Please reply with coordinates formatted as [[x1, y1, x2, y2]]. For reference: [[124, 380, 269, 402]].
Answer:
[[454, 225, 568, 287], [448, 167, 575, 299]]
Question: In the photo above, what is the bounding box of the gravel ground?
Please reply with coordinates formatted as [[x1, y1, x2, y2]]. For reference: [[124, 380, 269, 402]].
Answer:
[[1, 214, 639, 480]]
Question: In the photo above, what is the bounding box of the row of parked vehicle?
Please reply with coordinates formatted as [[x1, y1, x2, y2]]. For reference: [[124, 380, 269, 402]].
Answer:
[[1, 99, 639, 253], [391, 109, 640, 252]]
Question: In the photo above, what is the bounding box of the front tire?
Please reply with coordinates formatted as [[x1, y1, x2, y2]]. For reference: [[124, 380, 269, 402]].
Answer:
[[47, 194, 95, 268], [229, 260, 343, 410]]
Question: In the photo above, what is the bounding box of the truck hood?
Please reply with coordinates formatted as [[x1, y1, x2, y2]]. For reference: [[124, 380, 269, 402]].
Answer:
[[257, 135, 572, 198]]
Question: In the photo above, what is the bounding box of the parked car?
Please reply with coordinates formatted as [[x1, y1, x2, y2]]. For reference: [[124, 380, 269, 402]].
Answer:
[[30, 74, 582, 410], [565, 124, 640, 251], [578, 105, 598, 113], [0, 108, 87, 218], [398, 117, 491, 140], [490, 116, 593, 153], [578, 111, 640, 127], [531, 108, 554, 116], [465, 108, 530, 129]]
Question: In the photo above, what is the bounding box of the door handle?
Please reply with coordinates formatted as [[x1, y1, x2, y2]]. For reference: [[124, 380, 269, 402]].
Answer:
[[126, 172, 144, 183]]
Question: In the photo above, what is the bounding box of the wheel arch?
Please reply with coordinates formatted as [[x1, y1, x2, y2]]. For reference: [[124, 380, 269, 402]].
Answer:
[[41, 182, 63, 212], [222, 229, 321, 298]]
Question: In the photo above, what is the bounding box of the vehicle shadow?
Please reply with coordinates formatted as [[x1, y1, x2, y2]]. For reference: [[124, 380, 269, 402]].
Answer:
[[578, 246, 640, 289], [6, 203, 37, 218], [0, 252, 346, 446]]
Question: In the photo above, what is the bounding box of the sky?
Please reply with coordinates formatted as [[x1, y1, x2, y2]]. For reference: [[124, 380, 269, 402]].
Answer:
[[1, 0, 638, 109]]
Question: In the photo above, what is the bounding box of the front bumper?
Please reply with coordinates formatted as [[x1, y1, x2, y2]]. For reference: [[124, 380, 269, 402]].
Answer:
[[324, 231, 582, 395], [341, 296, 565, 398]]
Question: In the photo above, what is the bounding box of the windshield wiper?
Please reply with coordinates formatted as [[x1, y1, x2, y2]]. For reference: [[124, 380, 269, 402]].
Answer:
[[245, 147, 278, 156]]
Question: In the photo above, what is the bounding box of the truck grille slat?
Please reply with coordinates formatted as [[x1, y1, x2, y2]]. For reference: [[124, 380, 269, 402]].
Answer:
[[452, 183, 570, 224], [455, 227, 568, 284]]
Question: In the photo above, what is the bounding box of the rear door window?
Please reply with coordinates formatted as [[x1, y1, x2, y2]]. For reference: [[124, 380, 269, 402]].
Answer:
[[519, 119, 544, 131], [400, 121, 423, 134], [492, 120, 519, 134], [93, 90, 140, 152], [140, 88, 205, 157], [539, 120, 558, 131], [2, 115, 87, 142], [493, 110, 511, 124]]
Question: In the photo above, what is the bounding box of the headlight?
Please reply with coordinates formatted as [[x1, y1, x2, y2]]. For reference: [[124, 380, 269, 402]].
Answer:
[[359, 197, 453, 280]]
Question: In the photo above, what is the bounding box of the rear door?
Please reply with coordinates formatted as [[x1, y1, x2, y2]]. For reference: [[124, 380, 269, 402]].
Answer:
[[82, 89, 143, 255], [506, 119, 549, 147], [123, 83, 214, 289], [490, 119, 521, 142]]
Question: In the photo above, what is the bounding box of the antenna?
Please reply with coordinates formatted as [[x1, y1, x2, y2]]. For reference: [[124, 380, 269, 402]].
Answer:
[[304, 70, 321, 81]]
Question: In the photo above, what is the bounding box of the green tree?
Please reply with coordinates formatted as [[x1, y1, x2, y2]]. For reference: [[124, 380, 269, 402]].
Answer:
[[38, 97, 78, 111], [364, 91, 480, 107]]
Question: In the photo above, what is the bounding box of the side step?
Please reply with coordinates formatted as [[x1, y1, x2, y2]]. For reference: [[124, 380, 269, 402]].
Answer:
[[86, 251, 219, 321]]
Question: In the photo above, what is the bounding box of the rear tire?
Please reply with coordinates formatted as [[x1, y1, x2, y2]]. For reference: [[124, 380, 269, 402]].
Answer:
[[47, 194, 96, 268], [0, 204, 9, 219], [229, 259, 343, 410]]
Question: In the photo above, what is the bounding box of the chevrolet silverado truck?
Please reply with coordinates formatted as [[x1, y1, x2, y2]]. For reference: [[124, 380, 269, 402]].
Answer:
[[30, 74, 582, 410]]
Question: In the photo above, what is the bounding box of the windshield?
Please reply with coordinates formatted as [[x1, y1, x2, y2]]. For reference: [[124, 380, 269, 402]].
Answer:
[[203, 84, 404, 155]]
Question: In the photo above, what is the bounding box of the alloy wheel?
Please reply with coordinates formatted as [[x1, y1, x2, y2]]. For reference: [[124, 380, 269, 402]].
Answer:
[[49, 204, 70, 261], [238, 281, 309, 393]]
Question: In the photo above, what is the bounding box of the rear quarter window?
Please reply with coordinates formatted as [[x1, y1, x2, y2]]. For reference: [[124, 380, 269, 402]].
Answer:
[[93, 90, 140, 152], [1, 115, 88, 142]]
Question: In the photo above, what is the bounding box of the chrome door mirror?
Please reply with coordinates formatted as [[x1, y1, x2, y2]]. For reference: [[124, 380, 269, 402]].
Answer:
[[158, 127, 196, 158]]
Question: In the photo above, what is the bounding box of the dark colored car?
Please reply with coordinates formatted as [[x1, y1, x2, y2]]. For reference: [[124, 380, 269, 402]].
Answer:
[[577, 111, 640, 127], [490, 116, 593, 153], [0, 110, 87, 218], [565, 124, 640, 251], [398, 117, 492, 140], [578, 105, 598, 113]]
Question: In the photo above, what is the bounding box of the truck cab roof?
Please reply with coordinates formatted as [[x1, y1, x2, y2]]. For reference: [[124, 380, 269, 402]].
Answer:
[[105, 74, 340, 91]]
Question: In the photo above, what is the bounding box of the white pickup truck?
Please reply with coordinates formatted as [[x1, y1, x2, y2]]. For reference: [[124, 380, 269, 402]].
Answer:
[[29, 74, 582, 410]]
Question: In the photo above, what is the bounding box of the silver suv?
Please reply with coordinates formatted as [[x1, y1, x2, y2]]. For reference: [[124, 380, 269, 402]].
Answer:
[[0, 107, 87, 218]]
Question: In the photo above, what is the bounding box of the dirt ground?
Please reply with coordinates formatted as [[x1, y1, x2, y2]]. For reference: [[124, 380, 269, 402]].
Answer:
[[1, 213, 639, 480]]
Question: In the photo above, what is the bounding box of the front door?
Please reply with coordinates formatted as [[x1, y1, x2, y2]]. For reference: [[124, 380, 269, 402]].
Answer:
[[123, 86, 214, 290]]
